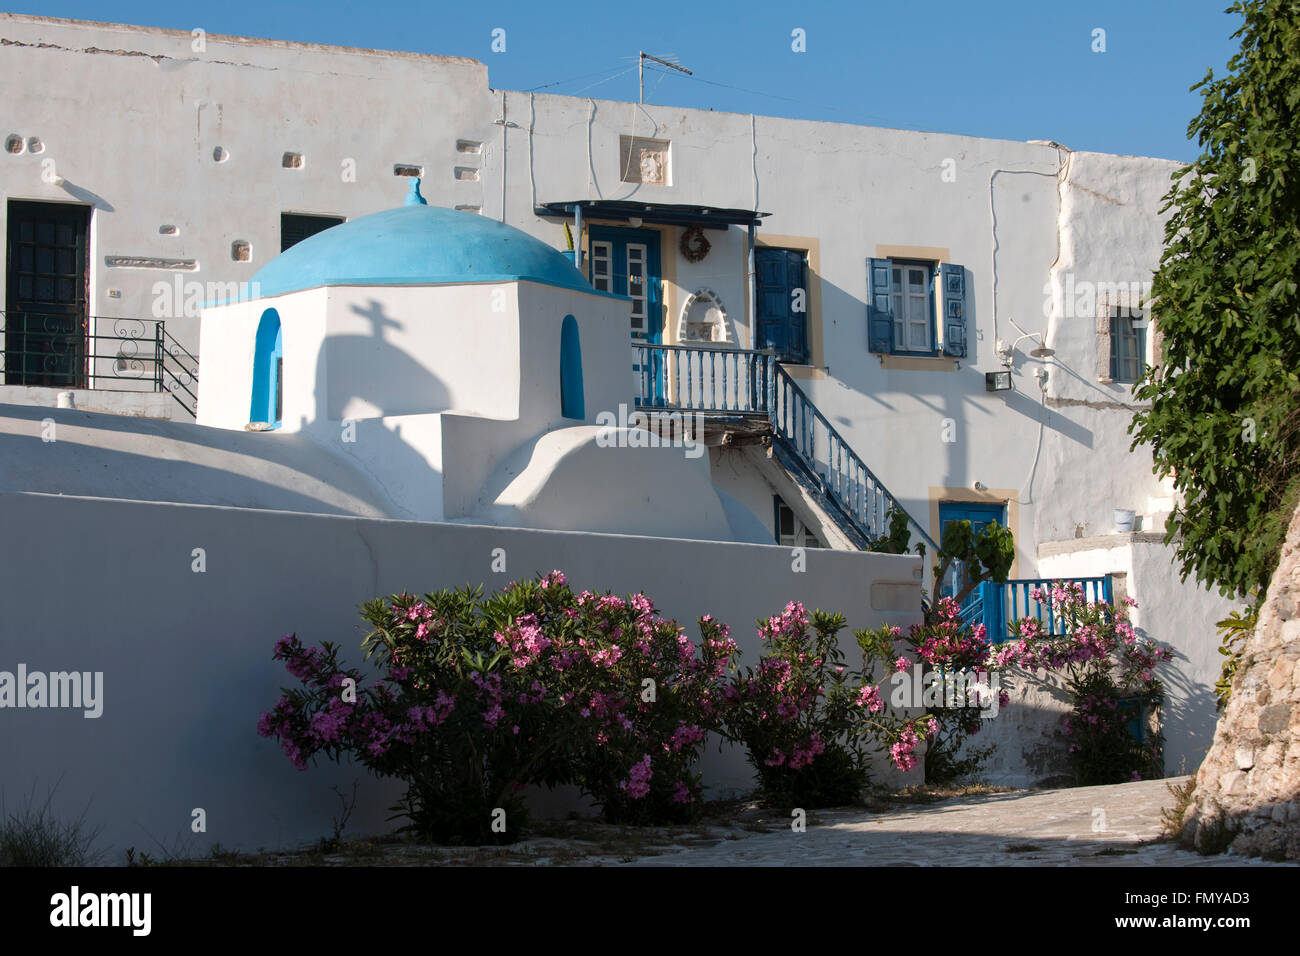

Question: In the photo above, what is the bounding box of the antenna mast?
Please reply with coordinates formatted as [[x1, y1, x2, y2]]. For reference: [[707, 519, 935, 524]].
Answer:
[[639, 51, 692, 104]]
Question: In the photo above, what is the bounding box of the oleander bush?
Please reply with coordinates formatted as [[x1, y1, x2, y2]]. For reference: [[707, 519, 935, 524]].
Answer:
[[993, 581, 1172, 785], [261, 573, 1150, 841], [258, 572, 737, 843]]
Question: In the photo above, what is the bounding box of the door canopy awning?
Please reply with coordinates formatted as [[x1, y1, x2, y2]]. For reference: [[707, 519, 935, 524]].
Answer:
[[535, 201, 769, 231]]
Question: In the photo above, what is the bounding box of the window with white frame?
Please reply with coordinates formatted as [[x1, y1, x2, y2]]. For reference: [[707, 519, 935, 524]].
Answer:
[[775, 498, 823, 549], [626, 243, 648, 337], [868, 258, 968, 358], [891, 262, 934, 353]]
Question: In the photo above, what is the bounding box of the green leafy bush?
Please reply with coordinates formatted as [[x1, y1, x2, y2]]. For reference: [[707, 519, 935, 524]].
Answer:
[[1129, 0, 1300, 600]]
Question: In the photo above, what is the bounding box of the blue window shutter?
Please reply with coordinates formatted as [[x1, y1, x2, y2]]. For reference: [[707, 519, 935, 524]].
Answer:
[[940, 263, 967, 358], [1110, 317, 1146, 383], [867, 257, 893, 353], [1109, 318, 1121, 380]]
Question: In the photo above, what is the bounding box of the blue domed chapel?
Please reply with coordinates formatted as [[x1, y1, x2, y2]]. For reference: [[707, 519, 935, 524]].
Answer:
[[195, 181, 759, 543]]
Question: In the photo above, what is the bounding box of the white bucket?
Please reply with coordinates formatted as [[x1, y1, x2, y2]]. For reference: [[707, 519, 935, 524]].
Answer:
[[1114, 509, 1136, 532]]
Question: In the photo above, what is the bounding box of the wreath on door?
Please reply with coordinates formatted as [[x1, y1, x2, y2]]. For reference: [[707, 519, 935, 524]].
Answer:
[[680, 225, 711, 263]]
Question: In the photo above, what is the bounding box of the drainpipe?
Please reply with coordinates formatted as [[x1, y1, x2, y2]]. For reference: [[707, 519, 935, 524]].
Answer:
[[499, 91, 508, 222], [746, 221, 756, 347], [573, 203, 584, 271]]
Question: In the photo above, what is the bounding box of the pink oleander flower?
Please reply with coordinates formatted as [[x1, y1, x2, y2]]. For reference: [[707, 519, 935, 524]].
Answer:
[[619, 754, 654, 799], [895, 657, 910, 672], [309, 710, 345, 743], [856, 684, 885, 713], [670, 722, 706, 752], [890, 727, 921, 772]]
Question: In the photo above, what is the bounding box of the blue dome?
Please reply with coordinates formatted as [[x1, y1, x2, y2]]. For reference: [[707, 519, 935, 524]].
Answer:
[[250, 202, 598, 298]]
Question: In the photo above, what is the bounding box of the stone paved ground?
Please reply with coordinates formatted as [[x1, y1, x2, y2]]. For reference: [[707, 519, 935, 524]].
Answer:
[[182, 777, 1297, 866], [629, 777, 1295, 867]]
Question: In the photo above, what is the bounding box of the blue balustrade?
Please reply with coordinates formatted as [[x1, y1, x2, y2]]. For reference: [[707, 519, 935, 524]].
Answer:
[[962, 576, 1115, 643]]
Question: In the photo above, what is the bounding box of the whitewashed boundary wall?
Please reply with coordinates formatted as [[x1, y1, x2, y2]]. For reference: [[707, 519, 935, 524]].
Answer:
[[0, 491, 922, 859]]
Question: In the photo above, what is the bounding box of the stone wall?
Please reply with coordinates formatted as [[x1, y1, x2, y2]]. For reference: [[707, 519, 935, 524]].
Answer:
[[1182, 501, 1300, 859]]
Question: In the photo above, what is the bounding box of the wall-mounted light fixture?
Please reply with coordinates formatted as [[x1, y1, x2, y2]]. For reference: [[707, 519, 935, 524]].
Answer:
[[1001, 316, 1055, 367], [985, 370, 1012, 392]]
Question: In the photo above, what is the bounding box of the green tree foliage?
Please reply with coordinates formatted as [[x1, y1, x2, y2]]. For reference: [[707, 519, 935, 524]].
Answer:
[[932, 519, 1015, 611], [1129, 0, 1300, 600]]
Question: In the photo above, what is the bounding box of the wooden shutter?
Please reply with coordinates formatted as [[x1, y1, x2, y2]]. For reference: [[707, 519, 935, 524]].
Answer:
[[940, 263, 967, 357], [867, 257, 894, 353]]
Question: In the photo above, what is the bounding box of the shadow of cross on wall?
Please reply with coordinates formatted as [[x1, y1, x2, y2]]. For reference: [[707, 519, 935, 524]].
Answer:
[[304, 297, 455, 518]]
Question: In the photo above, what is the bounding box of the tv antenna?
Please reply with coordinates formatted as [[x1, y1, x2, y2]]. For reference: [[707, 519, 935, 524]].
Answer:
[[639, 52, 692, 104]]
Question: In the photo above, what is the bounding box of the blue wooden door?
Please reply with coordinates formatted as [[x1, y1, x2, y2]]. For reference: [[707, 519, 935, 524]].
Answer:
[[589, 226, 664, 404], [755, 247, 808, 364], [938, 502, 1006, 599]]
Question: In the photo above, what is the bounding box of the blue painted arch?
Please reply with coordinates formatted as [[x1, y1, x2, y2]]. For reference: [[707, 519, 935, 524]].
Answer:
[[250, 308, 283, 427], [560, 314, 584, 420]]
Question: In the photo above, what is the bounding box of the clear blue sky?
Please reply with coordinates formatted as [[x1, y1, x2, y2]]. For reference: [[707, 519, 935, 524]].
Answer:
[[11, 0, 1243, 161]]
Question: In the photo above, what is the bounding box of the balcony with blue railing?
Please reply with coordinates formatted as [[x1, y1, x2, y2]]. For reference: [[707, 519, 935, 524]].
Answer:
[[958, 576, 1115, 643], [633, 342, 772, 416]]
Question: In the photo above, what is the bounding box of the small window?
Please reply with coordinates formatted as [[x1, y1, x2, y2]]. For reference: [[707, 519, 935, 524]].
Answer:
[[891, 262, 934, 353], [774, 498, 823, 549], [1109, 309, 1146, 384], [626, 243, 648, 336], [868, 258, 967, 358], [1117, 697, 1145, 743], [393, 163, 423, 177], [281, 213, 345, 253], [231, 240, 251, 262], [590, 241, 612, 293], [281, 152, 304, 169]]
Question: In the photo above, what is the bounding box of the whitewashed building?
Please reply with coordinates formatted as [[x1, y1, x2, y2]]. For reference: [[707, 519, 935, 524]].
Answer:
[[0, 14, 1243, 853]]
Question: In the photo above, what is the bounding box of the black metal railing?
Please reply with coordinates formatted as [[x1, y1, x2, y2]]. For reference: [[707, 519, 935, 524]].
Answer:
[[0, 312, 198, 417]]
